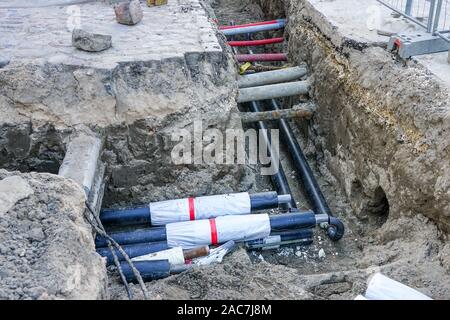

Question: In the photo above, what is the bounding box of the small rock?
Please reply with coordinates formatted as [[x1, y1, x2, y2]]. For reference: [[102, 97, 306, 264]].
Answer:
[[72, 29, 112, 52], [0, 56, 10, 68], [114, 0, 143, 25], [28, 227, 45, 242], [318, 248, 326, 259]]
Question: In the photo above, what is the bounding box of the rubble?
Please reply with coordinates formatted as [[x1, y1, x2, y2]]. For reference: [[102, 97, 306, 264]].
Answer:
[[72, 29, 112, 52], [114, 0, 143, 25], [0, 170, 108, 300]]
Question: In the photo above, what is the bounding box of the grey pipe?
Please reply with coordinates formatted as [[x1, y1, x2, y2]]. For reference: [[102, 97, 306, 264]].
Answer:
[[238, 66, 307, 88], [237, 81, 309, 103]]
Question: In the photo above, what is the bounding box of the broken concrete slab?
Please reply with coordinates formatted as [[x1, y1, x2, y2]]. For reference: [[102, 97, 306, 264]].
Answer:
[[114, 0, 143, 25], [58, 134, 103, 197], [0, 176, 33, 216], [72, 29, 112, 52]]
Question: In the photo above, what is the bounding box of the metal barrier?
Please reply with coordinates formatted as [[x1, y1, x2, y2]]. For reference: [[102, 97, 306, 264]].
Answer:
[[377, 0, 450, 58]]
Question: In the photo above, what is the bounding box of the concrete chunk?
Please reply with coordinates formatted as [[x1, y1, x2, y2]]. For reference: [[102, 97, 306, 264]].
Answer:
[[114, 0, 143, 25], [0, 176, 34, 216], [72, 29, 112, 52], [58, 134, 102, 197]]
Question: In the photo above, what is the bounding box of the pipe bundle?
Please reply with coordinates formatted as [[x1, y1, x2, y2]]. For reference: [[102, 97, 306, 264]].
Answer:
[[100, 191, 291, 227]]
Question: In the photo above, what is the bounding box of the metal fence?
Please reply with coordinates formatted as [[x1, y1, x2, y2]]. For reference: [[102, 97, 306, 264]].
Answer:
[[377, 0, 450, 41]]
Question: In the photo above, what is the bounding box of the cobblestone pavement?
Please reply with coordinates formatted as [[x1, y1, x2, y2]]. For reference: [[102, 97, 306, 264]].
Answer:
[[0, 0, 222, 68]]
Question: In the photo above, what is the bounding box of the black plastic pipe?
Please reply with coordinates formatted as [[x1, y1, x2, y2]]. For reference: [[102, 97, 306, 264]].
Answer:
[[265, 99, 344, 241], [247, 101, 297, 211], [100, 191, 290, 226], [121, 260, 171, 283], [97, 241, 169, 266], [269, 211, 316, 230], [246, 228, 313, 250], [273, 228, 313, 241], [95, 227, 167, 248]]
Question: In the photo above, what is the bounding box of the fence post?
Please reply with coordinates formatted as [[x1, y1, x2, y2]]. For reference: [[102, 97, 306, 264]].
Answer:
[[405, 0, 413, 15], [427, 0, 437, 32], [432, 0, 444, 33]]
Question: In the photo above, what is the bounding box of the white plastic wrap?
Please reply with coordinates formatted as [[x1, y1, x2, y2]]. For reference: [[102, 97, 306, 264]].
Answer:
[[131, 247, 185, 266], [365, 273, 432, 300], [150, 192, 251, 225], [166, 214, 271, 249]]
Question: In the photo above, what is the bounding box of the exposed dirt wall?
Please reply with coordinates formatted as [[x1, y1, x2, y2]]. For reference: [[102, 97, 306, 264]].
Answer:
[[260, 0, 450, 232]]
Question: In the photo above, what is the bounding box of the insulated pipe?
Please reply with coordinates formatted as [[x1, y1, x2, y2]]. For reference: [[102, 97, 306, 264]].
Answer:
[[228, 37, 284, 47], [237, 81, 310, 103], [220, 19, 285, 30], [269, 211, 316, 230], [96, 241, 169, 265], [235, 53, 287, 63], [238, 66, 308, 89], [222, 20, 286, 36], [247, 101, 296, 211], [99, 191, 291, 227], [265, 99, 344, 241], [95, 227, 167, 248], [96, 211, 325, 249], [121, 260, 172, 283]]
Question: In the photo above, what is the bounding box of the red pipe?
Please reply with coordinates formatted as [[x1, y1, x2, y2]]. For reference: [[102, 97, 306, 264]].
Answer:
[[228, 37, 284, 47], [219, 20, 279, 30], [235, 53, 288, 62]]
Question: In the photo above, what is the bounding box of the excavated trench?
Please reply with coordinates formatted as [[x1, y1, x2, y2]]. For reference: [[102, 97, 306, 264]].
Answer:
[[106, 0, 449, 299], [0, 0, 449, 300]]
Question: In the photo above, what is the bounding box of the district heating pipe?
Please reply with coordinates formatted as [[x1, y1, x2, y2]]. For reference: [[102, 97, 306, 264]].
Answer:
[[97, 228, 314, 265], [238, 66, 308, 89], [221, 19, 286, 36], [265, 99, 344, 241], [100, 191, 292, 227], [235, 53, 288, 63], [228, 37, 284, 47], [220, 19, 285, 30], [237, 81, 309, 103], [96, 211, 339, 249]]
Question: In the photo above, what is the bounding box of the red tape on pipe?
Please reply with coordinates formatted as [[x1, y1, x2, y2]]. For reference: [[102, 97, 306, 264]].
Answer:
[[188, 197, 195, 221], [209, 219, 218, 245]]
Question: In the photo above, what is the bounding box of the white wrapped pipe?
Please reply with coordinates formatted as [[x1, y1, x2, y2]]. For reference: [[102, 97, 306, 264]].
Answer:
[[365, 273, 432, 300], [131, 247, 185, 266], [237, 81, 310, 103], [166, 214, 271, 249], [238, 66, 308, 89], [150, 192, 251, 226]]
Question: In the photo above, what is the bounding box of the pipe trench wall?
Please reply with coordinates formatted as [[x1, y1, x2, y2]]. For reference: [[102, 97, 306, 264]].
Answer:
[[100, 51, 252, 207], [258, 0, 450, 232], [0, 49, 251, 207]]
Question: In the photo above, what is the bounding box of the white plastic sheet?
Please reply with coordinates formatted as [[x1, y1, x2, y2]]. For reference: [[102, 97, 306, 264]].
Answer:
[[365, 273, 432, 300], [166, 214, 271, 249], [131, 247, 185, 266], [150, 192, 251, 225]]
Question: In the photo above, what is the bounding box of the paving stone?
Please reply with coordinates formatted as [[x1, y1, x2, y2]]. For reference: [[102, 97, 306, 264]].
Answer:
[[114, 0, 143, 26], [72, 29, 112, 52]]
